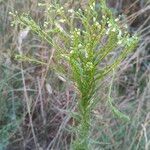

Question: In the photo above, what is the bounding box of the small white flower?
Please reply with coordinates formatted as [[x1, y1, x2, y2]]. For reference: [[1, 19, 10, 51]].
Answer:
[[102, 15, 106, 19], [78, 8, 82, 12], [70, 50, 74, 54], [90, 5, 94, 10], [93, 17, 96, 22], [115, 18, 119, 22], [77, 31, 80, 35], [92, 2, 96, 7], [106, 29, 110, 35], [10, 23, 14, 27], [95, 22, 99, 26], [59, 19, 65, 23], [75, 28, 81, 35], [44, 22, 48, 27], [78, 44, 82, 48], [38, 3, 43, 6], [112, 28, 116, 32], [86, 62, 93, 70], [68, 9, 74, 13], [55, 22, 64, 32], [82, 30, 87, 34], [95, 22, 101, 29], [117, 40, 122, 45], [57, 7, 64, 13], [108, 23, 112, 28], [85, 51, 88, 58], [118, 30, 122, 37], [71, 35, 74, 39], [60, 7, 63, 10], [9, 12, 13, 15]]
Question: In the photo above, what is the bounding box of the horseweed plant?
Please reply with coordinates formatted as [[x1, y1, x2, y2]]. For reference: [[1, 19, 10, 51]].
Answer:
[[10, 0, 139, 149]]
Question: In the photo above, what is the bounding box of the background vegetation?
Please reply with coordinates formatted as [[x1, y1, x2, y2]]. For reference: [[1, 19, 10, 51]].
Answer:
[[0, 0, 149, 150]]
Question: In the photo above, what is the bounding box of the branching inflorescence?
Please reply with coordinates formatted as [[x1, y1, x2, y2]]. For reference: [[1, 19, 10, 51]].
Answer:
[[10, 0, 139, 149]]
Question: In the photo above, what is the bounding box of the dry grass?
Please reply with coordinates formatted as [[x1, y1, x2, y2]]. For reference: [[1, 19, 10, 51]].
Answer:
[[0, 0, 149, 150]]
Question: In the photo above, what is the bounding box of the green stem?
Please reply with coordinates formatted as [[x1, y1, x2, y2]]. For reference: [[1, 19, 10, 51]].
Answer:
[[73, 99, 91, 150]]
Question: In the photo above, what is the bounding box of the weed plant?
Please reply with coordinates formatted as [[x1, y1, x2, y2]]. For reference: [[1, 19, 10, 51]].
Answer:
[[10, 0, 139, 149]]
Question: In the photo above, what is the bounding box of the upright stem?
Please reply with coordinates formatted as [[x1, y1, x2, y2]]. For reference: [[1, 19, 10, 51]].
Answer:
[[73, 97, 91, 150]]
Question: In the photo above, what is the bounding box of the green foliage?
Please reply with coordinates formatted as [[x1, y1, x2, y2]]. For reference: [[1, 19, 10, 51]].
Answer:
[[10, 0, 139, 149], [0, 65, 22, 149]]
